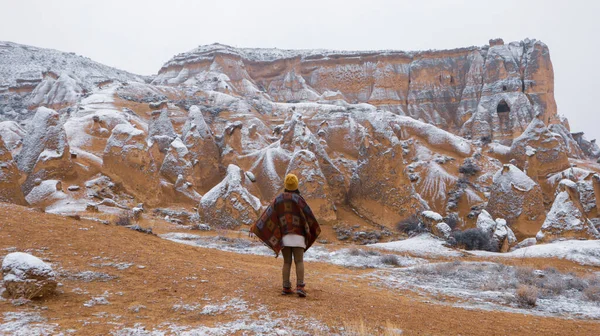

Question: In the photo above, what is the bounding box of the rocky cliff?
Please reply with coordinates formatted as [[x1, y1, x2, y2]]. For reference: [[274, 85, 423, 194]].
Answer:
[[1, 39, 599, 247]]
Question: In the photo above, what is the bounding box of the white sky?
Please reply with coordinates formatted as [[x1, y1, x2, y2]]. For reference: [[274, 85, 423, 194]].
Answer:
[[1, 0, 599, 141]]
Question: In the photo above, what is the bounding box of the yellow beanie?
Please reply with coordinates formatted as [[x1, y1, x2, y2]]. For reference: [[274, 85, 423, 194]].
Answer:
[[284, 173, 299, 191]]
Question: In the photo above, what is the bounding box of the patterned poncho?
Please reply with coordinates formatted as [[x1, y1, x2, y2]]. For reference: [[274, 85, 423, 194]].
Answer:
[[251, 192, 321, 257]]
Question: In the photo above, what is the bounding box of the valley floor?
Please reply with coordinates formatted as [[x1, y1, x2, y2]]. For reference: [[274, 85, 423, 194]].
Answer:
[[1, 202, 599, 335]]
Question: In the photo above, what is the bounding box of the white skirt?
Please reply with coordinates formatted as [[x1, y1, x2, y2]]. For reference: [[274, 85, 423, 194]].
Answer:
[[282, 234, 306, 248]]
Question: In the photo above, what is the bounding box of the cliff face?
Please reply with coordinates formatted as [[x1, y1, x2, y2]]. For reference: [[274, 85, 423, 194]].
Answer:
[[153, 39, 556, 145], [1, 39, 599, 245]]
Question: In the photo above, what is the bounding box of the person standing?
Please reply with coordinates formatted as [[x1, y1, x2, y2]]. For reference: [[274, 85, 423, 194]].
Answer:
[[251, 173, 321, 297]]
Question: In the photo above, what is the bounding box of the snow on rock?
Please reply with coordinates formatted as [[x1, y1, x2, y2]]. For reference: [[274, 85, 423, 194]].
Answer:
[[433, 222, 452, 239], [199, 164, 261, 228], [24, 180, 67, 207], [394, 116, 472, 157], [181, 106, 222, 194], [148, 110, 176, 153], [492, 218, 517, 252], [510, 237, 537, 251], [0, 136, 26, 204], [419, 210, 443, 231], [103, 123, 162, 206], [285, 150, 336, 222], [14, 107, 73, 193], [0, 41, 144, 91], [0, 121, 25, 155], [28, 72, 83, 107], [2, 252, 57, 299], [471, 240, 600, 267], [485, 164, 544, 237], [510, 117, 570, 177], [369, 234, 464, 258], [476, 210, 496, 236], [536, 179, 600, 242]]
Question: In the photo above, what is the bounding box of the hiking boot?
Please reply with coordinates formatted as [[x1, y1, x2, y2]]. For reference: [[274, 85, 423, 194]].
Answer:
[[281, 287, 294, 295], [296, 284, 306, 298]]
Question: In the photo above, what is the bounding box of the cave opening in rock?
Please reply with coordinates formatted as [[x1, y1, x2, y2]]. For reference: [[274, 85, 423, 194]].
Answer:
[[497, 100, 510, 113]]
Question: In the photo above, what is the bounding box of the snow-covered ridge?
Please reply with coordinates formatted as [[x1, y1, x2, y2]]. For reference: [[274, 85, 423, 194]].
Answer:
[[159, 40, 542, 69], [0, 41, 146, 88]]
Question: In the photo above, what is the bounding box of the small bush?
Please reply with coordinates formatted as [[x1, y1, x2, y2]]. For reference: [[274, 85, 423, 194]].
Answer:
[[396, 216, 426, 235], [480, 136, 492, 145], [450, 228, 494, 251], [444, 213, 460, 230], [584, 285, 600, 302], [515, 267, 536, 286], [380, 255, 400, 267], [458, 158, 481, 176], [516, 285, 538, 308], [115, 212, 132, 226]]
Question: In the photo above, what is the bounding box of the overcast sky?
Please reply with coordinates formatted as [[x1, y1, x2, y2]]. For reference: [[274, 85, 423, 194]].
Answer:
[[1, 0, 599, 141]]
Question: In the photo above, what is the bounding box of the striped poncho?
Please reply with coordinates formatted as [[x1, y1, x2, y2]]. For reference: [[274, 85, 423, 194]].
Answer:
[[250, 192, 321, 257]]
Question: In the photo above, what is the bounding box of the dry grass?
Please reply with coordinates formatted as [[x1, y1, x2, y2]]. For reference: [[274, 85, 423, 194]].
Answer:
[[516, 285, 538, 308], [342, 319, 403, 335]]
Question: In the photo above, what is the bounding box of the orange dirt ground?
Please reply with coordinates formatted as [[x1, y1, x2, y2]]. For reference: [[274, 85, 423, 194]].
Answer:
[[1, 202, 599, 335]]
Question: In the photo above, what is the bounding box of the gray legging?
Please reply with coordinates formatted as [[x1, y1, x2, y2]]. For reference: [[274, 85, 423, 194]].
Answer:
[[282, 247, 304, 288]]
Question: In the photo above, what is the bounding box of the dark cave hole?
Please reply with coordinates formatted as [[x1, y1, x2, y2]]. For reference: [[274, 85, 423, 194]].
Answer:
[[497, 100, 510, 113]]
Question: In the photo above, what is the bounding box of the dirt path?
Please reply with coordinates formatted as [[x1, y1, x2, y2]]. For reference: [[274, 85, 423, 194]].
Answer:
[[0, 203, 599, 335]]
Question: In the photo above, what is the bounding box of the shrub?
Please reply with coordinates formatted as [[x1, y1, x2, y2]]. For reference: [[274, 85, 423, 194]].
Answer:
[[396, 215, 426, 235], [584, 285, 600, 302], [458, 158, 481, 176], [480, 136, 492, 145], [515, 267, 536, 286], [444, 213, 460, 230], [380, 255, 400, 267], [516, 285, 538, 308], [115, 212, 132, 226], [450, 228, 495, 251]]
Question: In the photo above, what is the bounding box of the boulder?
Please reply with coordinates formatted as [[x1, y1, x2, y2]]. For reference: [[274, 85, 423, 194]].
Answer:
[[475, 210, 496, 236], [285, 150, 336, 222], [492, 218, 517, 252], [24, 180, 66, 208], [485, 164, 545, 238], [419, 210, 444, 230], [198, 164, 261, 228], [510, 237, 537, 251], [2, 252, 57, 299], [536, 179, 600, 242], [433, 222, 452, 239]]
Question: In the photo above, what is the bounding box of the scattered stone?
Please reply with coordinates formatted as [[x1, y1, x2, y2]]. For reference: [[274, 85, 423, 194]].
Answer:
[[67, 185, 80, 191], [86, 203, 99, 212]]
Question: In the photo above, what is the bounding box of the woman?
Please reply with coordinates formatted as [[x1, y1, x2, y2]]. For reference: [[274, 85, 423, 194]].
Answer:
[[251, 173, 321, 297]]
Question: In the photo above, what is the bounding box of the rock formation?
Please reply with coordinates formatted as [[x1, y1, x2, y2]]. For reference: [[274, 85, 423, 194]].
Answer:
[[285, 150, 336, 222], [103, 123, 162, 206], [349, 132, 425, 229], [486, 164, 545, 238], [2, 252, 57, 299], [0, 137, 26, 204], [198, 164, 261, 228], [0, 39, 599, 246], [536, 179, 600, 242]]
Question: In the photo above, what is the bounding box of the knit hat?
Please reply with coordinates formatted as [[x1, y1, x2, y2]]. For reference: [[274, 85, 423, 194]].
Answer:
[[284, 173, 299, 191]]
